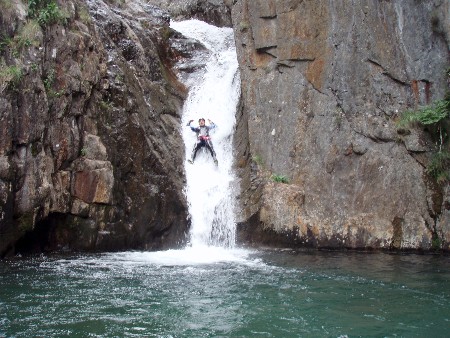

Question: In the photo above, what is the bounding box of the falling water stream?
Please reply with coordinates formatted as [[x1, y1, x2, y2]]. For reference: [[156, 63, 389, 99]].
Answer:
[[0, 20, 449, 338], [172, 19, 240, 249]]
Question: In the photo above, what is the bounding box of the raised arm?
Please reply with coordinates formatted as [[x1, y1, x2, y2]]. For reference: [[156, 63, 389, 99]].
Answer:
[[207, 119, 216, 130], [187, 120, 199, 132]]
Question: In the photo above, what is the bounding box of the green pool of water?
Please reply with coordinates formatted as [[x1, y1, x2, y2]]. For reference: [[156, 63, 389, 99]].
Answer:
[[1, 248, 449, 337]]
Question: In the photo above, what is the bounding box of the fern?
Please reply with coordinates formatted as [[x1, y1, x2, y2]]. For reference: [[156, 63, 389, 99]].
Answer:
[[399, 99, 449, 127]]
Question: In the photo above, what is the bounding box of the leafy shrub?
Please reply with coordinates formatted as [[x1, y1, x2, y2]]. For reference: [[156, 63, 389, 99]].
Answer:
[[398, 95, 450, 148], [28, 0, 63, 26], [398, 94, 450, 185]]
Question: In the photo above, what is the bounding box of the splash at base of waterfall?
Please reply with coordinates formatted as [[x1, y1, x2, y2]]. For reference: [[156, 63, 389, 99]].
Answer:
[[171, 19, 240, 249], [113, 246, 256, 266]]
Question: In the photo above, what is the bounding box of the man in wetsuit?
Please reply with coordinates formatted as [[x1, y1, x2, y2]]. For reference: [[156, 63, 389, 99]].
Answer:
[[187, 118, 218, 165]]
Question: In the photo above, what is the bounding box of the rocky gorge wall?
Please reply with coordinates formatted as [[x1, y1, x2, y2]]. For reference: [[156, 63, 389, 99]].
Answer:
[[230, 0, 450, 250], [1, 0, 449, 256], [0, 0, 202, 257]]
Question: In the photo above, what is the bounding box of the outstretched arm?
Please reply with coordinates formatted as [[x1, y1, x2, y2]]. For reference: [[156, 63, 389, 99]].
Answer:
[[187, 120, 199, 132], [208, 119, 216, 130]]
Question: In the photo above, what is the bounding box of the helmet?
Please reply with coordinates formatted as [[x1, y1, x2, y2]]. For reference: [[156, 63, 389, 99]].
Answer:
[[198, 118, 205, 123]]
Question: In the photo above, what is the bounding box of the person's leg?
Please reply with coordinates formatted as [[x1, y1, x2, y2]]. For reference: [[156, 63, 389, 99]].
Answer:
[[206, 140, 218, 164], [189, 141, 201, 163]]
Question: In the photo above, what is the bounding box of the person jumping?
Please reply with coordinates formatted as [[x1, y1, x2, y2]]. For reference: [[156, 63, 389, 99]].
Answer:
[[187, 118, 218, 165]]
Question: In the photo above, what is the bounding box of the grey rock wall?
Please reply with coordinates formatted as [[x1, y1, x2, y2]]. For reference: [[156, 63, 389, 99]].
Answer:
[[231, 0, 450, 250]]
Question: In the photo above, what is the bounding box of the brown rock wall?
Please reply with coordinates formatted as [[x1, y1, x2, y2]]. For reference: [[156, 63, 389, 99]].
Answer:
[[0, 0, 191, 256], [71, 160, 114, 204]]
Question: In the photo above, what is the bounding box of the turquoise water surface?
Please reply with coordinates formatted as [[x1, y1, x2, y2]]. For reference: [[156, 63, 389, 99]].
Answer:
[[1, 248, 449, 337]]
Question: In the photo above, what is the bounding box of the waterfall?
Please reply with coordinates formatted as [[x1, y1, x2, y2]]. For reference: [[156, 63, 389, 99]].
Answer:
[[170, 20, 240, 248]]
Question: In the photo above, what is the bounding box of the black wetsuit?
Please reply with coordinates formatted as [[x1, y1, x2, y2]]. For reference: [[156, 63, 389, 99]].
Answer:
[[188, 121, 218, 163]]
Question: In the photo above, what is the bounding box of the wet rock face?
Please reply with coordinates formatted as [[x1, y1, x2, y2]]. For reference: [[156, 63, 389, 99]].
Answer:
[[231, 0, 450, 250], [0, 0, 190, 256], [2, 0, 448, 254], [146, 0, 232, 27]]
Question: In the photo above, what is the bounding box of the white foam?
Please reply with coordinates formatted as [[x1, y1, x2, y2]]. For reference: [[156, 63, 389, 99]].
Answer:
[[108, 247, 258, 266]]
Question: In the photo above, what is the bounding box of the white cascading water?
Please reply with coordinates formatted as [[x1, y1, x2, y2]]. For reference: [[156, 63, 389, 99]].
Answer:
[[170, 19, 241, 249]]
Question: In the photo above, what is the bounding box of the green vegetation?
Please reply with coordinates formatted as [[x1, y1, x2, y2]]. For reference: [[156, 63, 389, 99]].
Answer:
[[114, 74, 123, 83], [28, 0, 63, 26], [77, 5, 91, 25], [0, 37, 12, 53], [252, 154, 264, 166], [0, 64, 23, 90], [80, 147, 87, 157], [334, 106, 344, 128], [43, 68, 65, 97], [99, 100, 113, 111], [17, 20, 41, 47], [398, 99, 449, 127], [48, 89, 64, 98], [398, 92, 450, 184], [431, 232, 442, 250], [271, 174, 289, 184], [43, 68, 55, 90], [1, 20, 42, 56], [239, 20, 250, 32], [427, 151, 450, 184]]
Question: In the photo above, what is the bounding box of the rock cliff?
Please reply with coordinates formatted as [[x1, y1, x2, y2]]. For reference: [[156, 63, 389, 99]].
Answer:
[[0, 0, 192, 256], [231, 0, 450, 250], [1, 0, 449, 255]]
